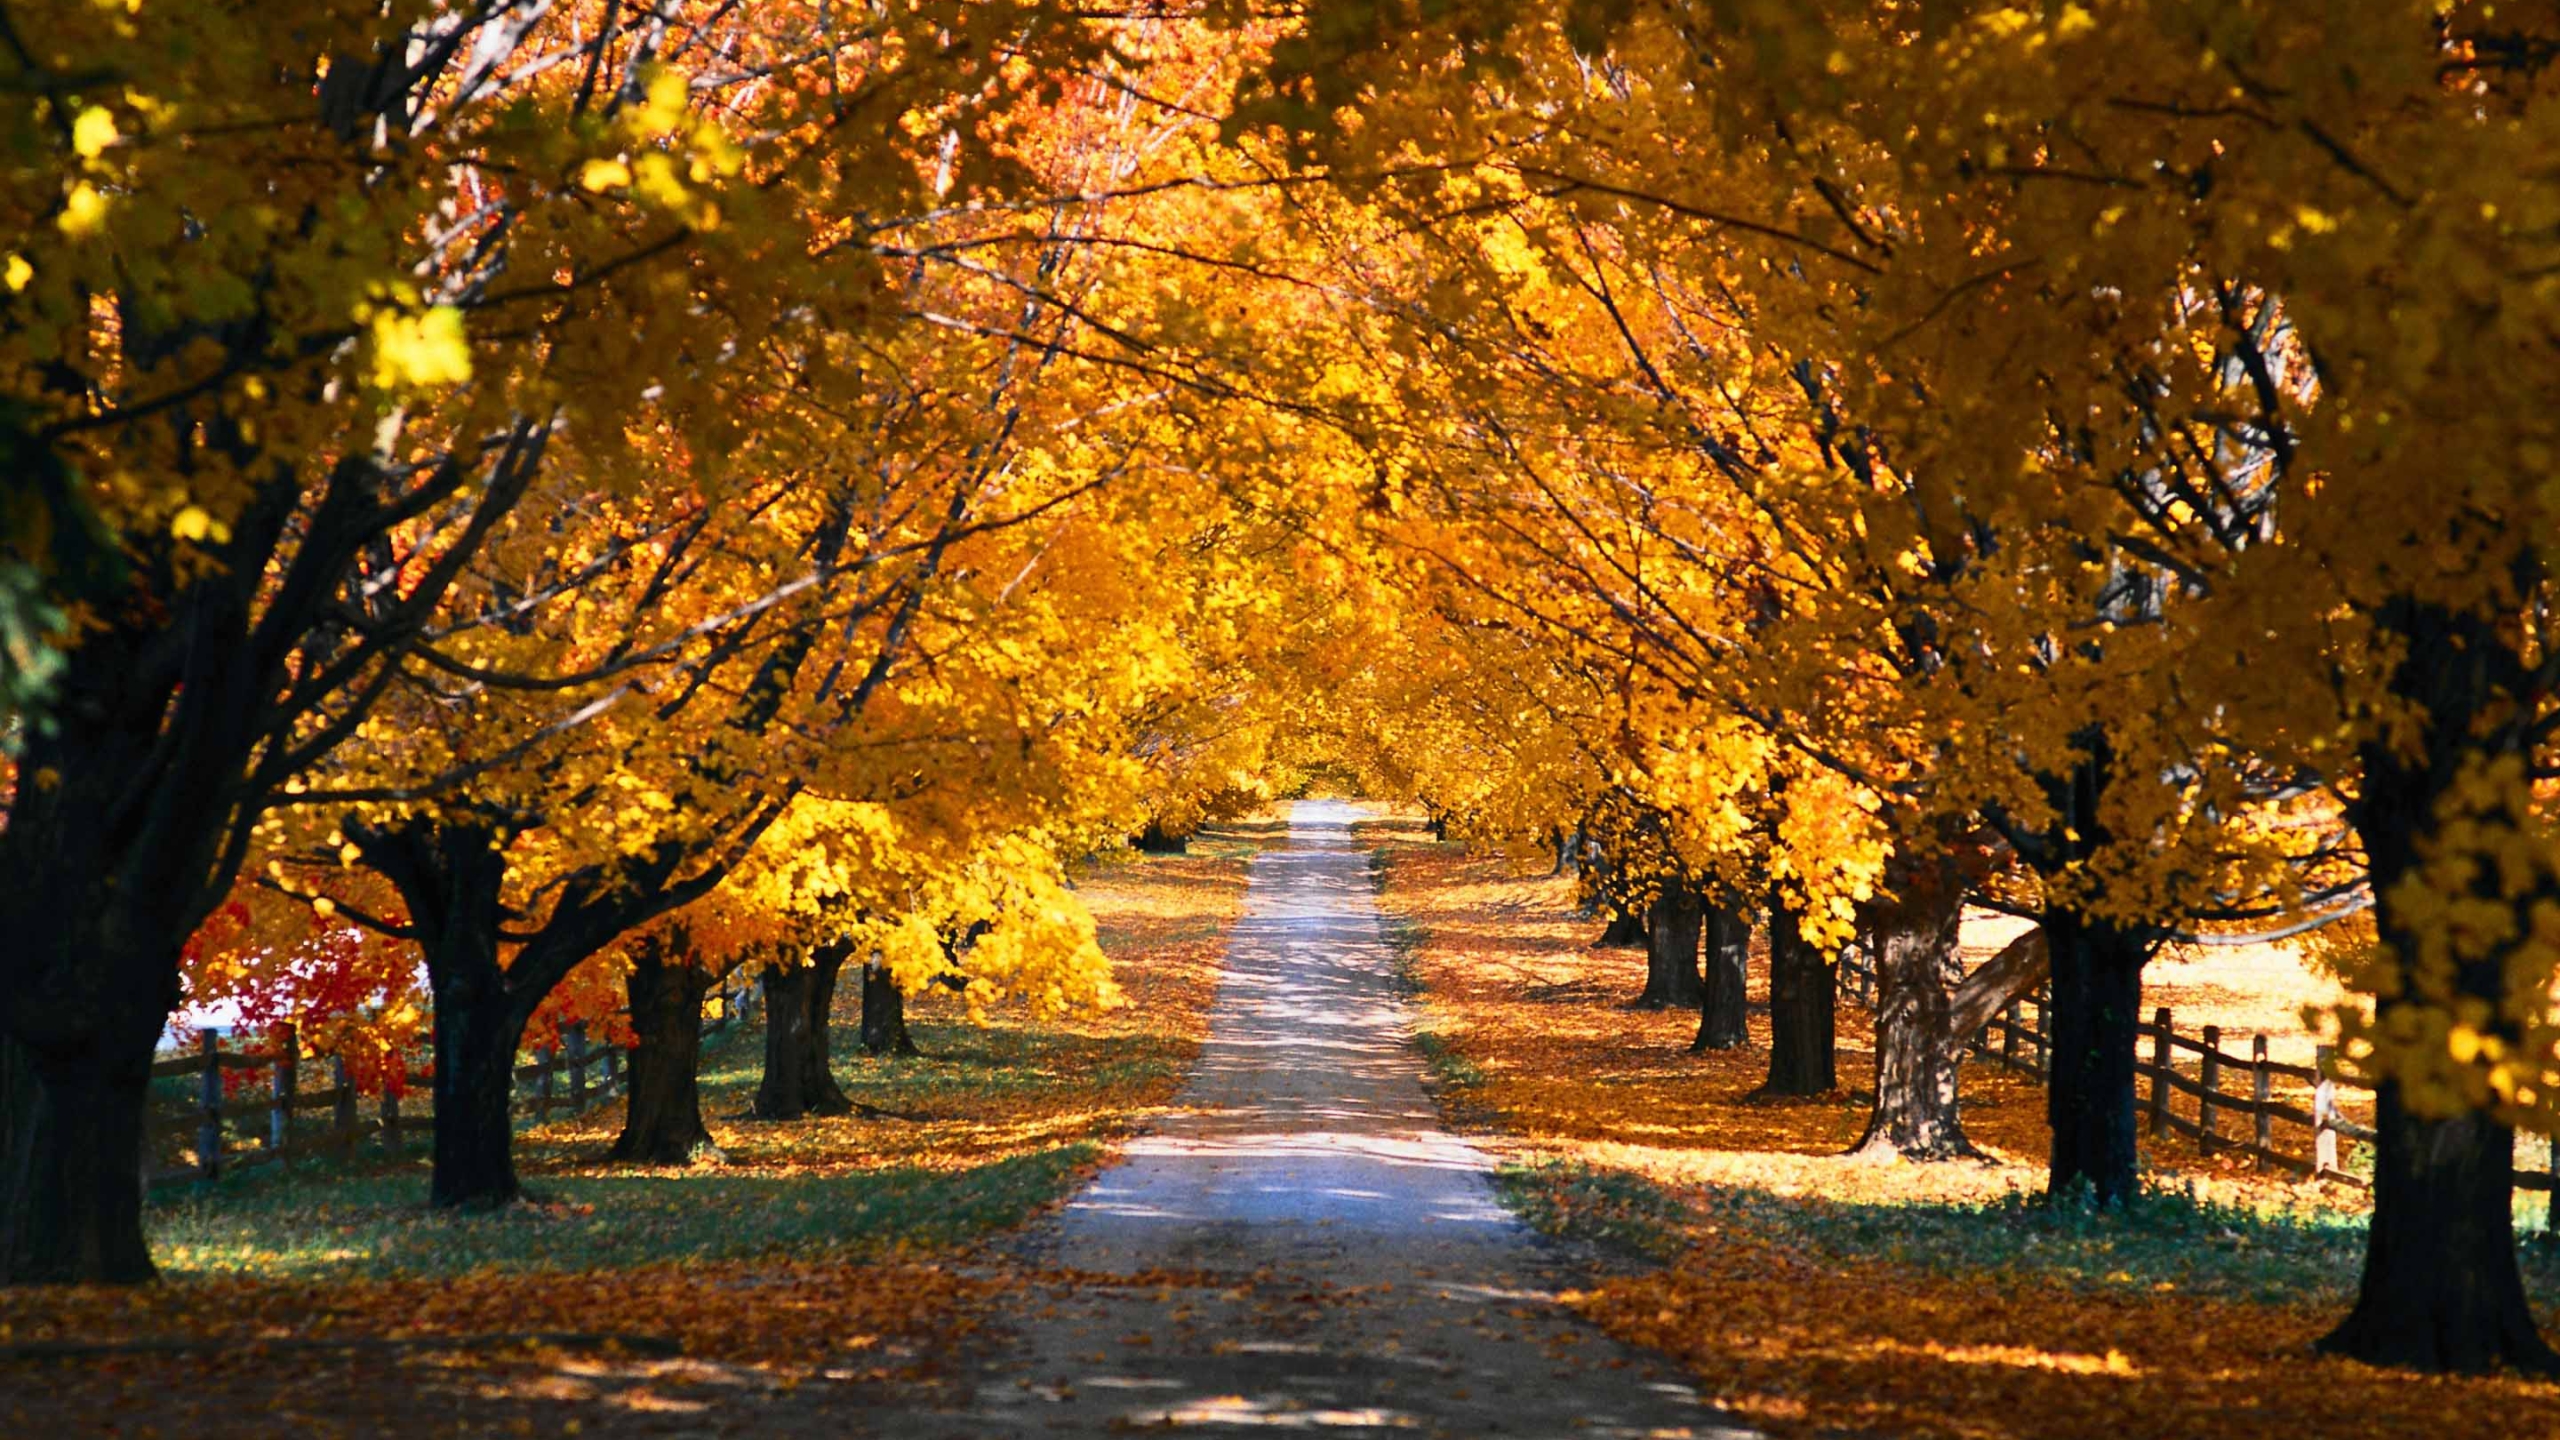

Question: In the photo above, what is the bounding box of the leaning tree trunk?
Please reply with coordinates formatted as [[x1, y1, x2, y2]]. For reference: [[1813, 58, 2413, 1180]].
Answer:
[[755, 948, 853, 1119], [861, 959, 922, 1057], [1850, 856, 1975, 1160], [1761, 887, 1836, 1095], [1637, 876, 1706, 1010], [610, 931, 720, 1165], [2317, 592, 2558, 1372], [1691, 904, 1750, 1052], [2042, 909, 2146, 1205]]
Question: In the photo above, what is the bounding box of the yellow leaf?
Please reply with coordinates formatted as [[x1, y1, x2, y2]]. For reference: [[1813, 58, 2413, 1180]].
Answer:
[[367, 304, 473, 389], [170, 505, 231, 544], [579, 157, 632, 192], [71, 105, 117, 159], [57, 181, 108, 237]]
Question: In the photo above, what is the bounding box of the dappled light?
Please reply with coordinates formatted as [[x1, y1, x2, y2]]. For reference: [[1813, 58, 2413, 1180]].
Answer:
[[9, 3, 2560, 1435]]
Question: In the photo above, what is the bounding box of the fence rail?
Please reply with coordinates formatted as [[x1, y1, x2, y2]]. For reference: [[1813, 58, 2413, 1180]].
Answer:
[[1833, 948, 2560, 1201], [146, 973, 760, 1190]]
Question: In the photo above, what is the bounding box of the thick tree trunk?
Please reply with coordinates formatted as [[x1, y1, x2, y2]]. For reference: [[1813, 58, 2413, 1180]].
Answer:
[[1850, 857, 1974, 1159], [1691, 904, 1750, 1052], [756, 949, 853, 1119], [610, 934, 719, 1165], [1637, 877, 1706, 1010], [427, 973, 530, 1209], [363, 819, 543, 1210], [1, 1017, 163, 1283], [1761, 888, 1836, 1095], [861, 960, 921, 1058], [1133, 819, 1189, 855], [2042, 909, 2146, 1205], [2318, 1088, 2554, 1371], [2316, 592, 2557, 1371]]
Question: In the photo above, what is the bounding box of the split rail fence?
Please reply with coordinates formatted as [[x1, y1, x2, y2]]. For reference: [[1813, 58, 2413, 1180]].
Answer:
[[1834, 949, 2560, 1203], [145, 973, 760, 1190]]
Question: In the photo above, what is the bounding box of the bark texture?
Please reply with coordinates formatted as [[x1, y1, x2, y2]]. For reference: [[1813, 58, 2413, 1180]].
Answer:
[[610, 932, 720, 1165], [755, 947, 853, 1120], [1, 1020, 161, 1282], [1637, 876, 1706, 1010], [1761, 888, 1836, 1096], [364, 820, 535, 1210], [2316, 592, 2557, 1372], [1690, 904, 1750, 1052], [2042, 909, 2146, 1205], [1849, 855, 1974, 1159], [2318, 1090, 2553, 1371], [861, 961, 922, 1057]]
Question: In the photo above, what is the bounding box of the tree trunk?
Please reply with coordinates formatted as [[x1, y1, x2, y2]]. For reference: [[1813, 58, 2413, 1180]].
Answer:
[[1850, 856, 1975, 1159], [1595, 904, 1647, 948], [2316, 592, 2556, 1372], [1761, 888, 1836, 1095], [2042, 908, 2145, 1205], [358, 820, 537, 1211], [755, 949, 853, 1119], [610, 932, 720, 1165], [1637, 876, 1705, 1010], [1691, 904, 1750, 1052], [862, 960, 921, 1057], [1, 1018, 162, 1283], [2318, 1087, 2554, 1372], [427, 971, 530, 1210], [804, 944, 853, 1096]]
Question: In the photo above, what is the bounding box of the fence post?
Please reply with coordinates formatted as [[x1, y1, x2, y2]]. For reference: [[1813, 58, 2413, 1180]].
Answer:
[[600, 1043, 620, 1097], [2001, 997, 2019, 1067], [2545, 1134, 2560, 1244], [2148, 1007, 2172, 1137], [332, 1057, 358, 1158], [567, 1023, 590, 1112], [2251, 1034, 2273, 1164], [270, 1022, 298, 1159], [382, 1084, 402, 1158], [535, 1043, 557, 1123], [2198, 1024, 2223, 1155], [2314, 1044, 2339, 1178], [196, 1030, 223, 1188]]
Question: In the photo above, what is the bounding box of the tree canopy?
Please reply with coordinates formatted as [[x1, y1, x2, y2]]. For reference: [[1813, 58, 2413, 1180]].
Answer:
[[6, 0, 2560, 1378]]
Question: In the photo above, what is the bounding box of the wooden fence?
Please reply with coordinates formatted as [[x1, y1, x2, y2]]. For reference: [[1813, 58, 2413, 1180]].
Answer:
[[146, 973, 760, 1190], [1833, 948, 2560, 1201]]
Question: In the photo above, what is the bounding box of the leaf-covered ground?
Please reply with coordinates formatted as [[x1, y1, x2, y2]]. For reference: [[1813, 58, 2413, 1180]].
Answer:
[[1368, 818, 2560, 1440], [1, 826, 1267, 1436]]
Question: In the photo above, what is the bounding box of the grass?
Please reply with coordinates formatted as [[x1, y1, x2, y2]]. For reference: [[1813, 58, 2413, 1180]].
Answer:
[[1492, 1155, 2462, 1308], [1495, 1159, 1692, 1261], [1377, 828, 2560, 1440], [147, 1141, 1100, 1279], [135, 830, 1263, 1282]]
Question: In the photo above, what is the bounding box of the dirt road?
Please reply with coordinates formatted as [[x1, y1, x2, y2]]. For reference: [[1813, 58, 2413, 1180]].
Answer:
[[940, 801, 1750, 1437]]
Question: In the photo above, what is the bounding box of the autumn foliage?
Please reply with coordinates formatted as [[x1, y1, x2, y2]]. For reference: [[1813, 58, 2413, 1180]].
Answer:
[[4, 0, 2560, 1410]]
